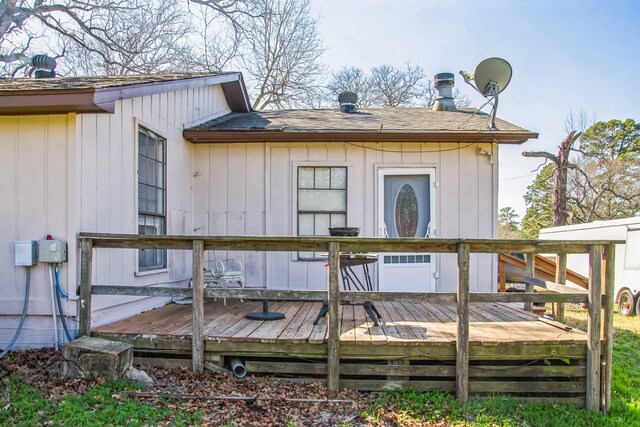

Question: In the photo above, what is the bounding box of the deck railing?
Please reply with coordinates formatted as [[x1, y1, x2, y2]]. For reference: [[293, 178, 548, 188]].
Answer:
[[78, 233, 619, 412]]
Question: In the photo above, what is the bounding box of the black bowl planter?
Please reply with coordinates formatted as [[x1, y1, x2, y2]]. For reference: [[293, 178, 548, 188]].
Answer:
[[328, 227, 360, 237]]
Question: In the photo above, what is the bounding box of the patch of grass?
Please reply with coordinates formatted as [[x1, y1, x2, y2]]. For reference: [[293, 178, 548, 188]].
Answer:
[[565, 309, 640, 425], [0, 376, 201, 427], [362, 388, 605, 427], [0, 375, 54, 426], [362, 311, 640, 426]]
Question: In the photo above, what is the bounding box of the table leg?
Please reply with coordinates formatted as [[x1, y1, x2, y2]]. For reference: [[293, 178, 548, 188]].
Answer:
[[364, 302, 380, 326], [370, 303, 382, 320], [313, 301, 329, 325], [343, 265, 366, 291]]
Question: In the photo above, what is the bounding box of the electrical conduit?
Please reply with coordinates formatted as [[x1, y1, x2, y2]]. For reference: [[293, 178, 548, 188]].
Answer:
[[0, 267, 31, 359]]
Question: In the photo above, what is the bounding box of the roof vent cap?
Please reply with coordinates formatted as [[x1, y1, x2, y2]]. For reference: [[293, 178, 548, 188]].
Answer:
[[30, 54, 57, 78], [338, 91, 358, 104], [338, 91, 358, 113], [432, 72, 456, 111]]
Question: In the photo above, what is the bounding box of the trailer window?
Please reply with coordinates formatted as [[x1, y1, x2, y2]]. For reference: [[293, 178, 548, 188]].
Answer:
[[624, 228, 640, 270]]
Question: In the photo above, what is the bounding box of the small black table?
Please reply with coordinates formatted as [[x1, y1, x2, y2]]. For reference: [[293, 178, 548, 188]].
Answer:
[[313, 253, 382, 326]]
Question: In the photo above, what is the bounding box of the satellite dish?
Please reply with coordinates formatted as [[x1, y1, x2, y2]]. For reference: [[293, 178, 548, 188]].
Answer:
[[473, 57, 512, 96], [459, 57, 513, 130]]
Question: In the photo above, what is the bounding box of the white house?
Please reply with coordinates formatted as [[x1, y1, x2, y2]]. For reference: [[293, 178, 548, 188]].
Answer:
[[0, 72, 537, 349], [0, 73, 251, 348]]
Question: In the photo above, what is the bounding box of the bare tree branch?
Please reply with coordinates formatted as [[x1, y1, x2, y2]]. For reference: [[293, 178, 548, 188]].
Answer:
[[522, 151, 560, 163], [370, 62, 425, 107], [241, 0, 325, 110], [1, 0, 143, 76], [326, 66, 378, 107], [522, 129, 582, 228], [58, 0, 191, 75], [178, 3, 241, 73], [1, 0, 256, 76], [326, 63, 472, 109]]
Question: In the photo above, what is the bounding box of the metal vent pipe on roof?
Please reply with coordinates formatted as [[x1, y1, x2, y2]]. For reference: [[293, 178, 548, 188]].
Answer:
[[338, 91, 358, 113], [432, 72, 456, 111], [30, 54, 57, 79]]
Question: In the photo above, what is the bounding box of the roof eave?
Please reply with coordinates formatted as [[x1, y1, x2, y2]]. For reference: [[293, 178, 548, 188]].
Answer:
[[182, 130, 539, 144], [0, 73, 251, 115], [0, 89, 114, 115]]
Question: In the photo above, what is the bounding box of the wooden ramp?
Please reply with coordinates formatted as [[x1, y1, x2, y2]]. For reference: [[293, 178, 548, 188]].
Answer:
[[498, 253, 589, 291], [94, 300, 588, 406]]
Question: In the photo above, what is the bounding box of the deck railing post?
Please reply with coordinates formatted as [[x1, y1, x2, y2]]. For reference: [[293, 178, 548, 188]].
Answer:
[[555, 253, 568, 322], [498, 256, 506, 292], [524, 253, 535, 311], [79, 238, 94, 337], [456, 242, 470, 403], [192, 240, 205, 373], [327, 241, 341, 391], [601, 244, 615, 412], [586, 244, 603, 411]]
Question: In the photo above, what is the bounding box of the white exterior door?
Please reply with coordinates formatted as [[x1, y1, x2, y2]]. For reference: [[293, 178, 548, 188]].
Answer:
[[377, 168, 436, 292]]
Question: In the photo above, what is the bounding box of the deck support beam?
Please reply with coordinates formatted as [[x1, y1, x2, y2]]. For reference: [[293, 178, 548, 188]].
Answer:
[[79, 238, 94, 337], [524, 253, 535, 311], [555, 253, 567, 322], [456, 242, 470, 403], [601, 244, 615, 412], [327, 241, 341, 391], [192, 240, 205, 373], [586, 244, 603, 411]]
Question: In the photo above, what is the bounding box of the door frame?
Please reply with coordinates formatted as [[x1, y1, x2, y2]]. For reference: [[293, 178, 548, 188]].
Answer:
[[376, 167, 437, 290]]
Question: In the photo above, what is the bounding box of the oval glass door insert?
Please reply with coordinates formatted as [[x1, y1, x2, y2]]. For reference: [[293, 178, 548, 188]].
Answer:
[[395, 184, 419, 237]]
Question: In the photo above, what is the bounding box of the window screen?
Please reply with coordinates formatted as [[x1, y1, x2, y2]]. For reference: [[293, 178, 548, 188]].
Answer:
[[138, 127, 167, 271], [624, 228, 640, 270]]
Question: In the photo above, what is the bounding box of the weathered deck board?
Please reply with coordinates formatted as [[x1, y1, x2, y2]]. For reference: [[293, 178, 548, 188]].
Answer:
[[93, 300, 588, 347], [353, 304, 373, 345], [248, 302, 303, 343], [202, 301, 260, 337], [340, 305, 356, 344], [412, 302, 456, 342], [277, 301, 314, 343], [291, 302, 323, 343]]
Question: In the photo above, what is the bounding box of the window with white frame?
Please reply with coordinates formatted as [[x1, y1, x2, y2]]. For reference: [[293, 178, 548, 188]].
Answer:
[[297, 166, 347, 260], [137, 126, 167, 271]]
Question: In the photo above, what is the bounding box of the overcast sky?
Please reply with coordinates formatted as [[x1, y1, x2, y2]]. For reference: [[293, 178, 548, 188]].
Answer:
[[310, 0, 640, 218]]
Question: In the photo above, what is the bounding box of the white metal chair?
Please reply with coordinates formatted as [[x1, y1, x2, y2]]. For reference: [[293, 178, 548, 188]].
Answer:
[[185, 256, 245, 305], [202, 257, 245, 305]]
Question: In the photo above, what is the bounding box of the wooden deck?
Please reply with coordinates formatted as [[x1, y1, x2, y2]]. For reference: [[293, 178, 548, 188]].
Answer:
[[80, 233, 618, 410], [93, 299, 589, 405], [94, 300, 585, 346]]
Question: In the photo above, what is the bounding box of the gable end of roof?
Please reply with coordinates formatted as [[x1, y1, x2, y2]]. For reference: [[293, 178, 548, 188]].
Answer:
[[0, 73, 251, 115]]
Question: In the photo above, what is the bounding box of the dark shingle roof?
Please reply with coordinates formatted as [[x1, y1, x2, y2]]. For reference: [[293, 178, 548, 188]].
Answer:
[[184, 108, 538, 144], [0, 72, 232, 91], [192, 108, 527, 132]]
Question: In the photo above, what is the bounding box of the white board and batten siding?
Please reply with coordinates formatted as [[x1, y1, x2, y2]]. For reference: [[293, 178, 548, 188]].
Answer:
[[0, 84, 230, 348], [193, 141, 498, 292], [0, 115, 76, 348], [80, 84, 230, 328]]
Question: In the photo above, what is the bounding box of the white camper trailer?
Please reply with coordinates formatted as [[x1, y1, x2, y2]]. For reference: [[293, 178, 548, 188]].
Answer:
[[539, 217, 640, 316]]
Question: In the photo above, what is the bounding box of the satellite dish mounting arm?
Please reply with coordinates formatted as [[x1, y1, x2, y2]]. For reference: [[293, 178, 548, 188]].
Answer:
[[484, 80, 499, 130]]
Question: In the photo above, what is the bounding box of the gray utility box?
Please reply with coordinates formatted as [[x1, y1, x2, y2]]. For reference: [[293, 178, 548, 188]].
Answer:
[[15, 240, 38, 266], [39, 239, 67, 263]]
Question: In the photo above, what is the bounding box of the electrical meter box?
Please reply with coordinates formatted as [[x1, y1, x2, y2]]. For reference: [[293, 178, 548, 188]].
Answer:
[[15, 241, 38, 266], [39, 239, 67, 263]]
